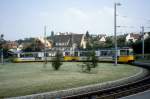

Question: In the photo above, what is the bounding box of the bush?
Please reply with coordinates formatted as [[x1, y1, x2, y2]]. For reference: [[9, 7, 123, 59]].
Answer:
[[51, 51, 63, 70], [81, 51, 98, 73], [91, 50, 98, 68]]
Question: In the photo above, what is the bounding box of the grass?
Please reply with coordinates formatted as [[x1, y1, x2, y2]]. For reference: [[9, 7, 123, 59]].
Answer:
[[0, 62, 141, 98], [135, 54, 150, 63], [136, 60, 150, 63]]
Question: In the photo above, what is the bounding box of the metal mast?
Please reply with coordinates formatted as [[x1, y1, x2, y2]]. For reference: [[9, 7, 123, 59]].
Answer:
[[114, 3, 121, 65], [44, 26, 47, 65], [141, 26, 145, 59]]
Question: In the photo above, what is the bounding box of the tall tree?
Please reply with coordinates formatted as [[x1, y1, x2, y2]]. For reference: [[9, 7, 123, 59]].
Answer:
[[86, 30, 90, 38], [117, 36, 126, 47], [81, 51, 98, 73], [0, 34, 4, 40], [51, 31, 54, 38], [0, 34, 5, 48], [51, 50, 63, 70]]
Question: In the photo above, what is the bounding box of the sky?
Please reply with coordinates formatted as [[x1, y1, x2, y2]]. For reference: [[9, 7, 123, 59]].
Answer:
[[0, 0, 150, 40]]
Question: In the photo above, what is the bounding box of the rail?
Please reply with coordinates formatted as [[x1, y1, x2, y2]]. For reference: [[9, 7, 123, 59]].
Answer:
[[61, 62, 150, 99]]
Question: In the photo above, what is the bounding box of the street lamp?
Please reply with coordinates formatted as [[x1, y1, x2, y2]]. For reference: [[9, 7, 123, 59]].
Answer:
[[114, 2, 121, 65]]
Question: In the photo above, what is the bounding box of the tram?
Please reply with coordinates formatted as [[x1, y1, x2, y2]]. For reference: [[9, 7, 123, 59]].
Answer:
[[12, 48, 134, 63], [63, 47, 134, 63]]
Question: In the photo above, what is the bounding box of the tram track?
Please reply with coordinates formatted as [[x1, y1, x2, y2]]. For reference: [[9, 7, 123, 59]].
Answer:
[[62, 62, 150, 99]]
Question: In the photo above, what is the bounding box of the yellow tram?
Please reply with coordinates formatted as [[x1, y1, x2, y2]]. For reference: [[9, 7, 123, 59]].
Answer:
[[12, 48, 134, 63], [63, 48, 134, 63]]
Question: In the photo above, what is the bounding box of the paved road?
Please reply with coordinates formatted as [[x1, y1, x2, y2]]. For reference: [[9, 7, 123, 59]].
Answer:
[[119, 62, 150, 99], [134, 61, 150, 67], [119, 90, 150, 99]]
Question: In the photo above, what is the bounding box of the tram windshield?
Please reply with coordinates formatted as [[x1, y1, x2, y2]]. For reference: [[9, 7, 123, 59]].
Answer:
[[120, 49, 133, 56]]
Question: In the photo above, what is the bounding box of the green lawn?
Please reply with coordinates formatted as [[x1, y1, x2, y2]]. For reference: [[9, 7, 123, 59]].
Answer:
[[0, 62, 141, 98], [136, 59, 150, 63]]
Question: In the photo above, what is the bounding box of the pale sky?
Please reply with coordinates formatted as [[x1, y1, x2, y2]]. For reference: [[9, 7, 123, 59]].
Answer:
[[0, 0, 150, 40]]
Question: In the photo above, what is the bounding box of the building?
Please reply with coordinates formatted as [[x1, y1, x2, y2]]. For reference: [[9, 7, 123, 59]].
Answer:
[[3, 41, 18, 49], [36, 37, 52, 49], [143, 32, 150, 39], [50, 33, 86, 51], [125, 33, 140, 42], [125, 32, 150, 43], [97, 34, 106, 42]]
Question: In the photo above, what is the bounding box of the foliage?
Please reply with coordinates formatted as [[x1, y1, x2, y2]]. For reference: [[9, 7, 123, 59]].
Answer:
[[81, 51, 98, 73], [22, 44, 34, 52], [145, 37, 150, 53], [51, 30, 54, 38], [23, 37, 35, 43], [16, 39, 24, 45], [51, 50, 63, 70], [86, 41, 93, 50], [86, 30, 90, 38], [91, 50, 98, 68], [132, 37, 150, 54], [22, 40, 44, 52], [0, 48, 12, 58], [117, 36, 126, 47], [0, 34, 11, 58]]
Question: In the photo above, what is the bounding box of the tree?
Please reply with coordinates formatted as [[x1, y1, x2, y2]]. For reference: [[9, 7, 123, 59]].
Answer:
[[0, 34, 4, 40], [86, 30, 90, 38], [131, 40, 141, 54], [105, 36, 113, 48], [132, 37, 150, 54], [81, 51, 98, 73], [145, 37, 150, 53], [86, 41, 92, 50], [117, 36, 126, 47], [23, 43, 35, 52], [16, 39, 24, 44], [0, 34, 4, 45], [91, 50, 98, 68], [51, 50, 63, 70], [51, 31, 54, 38]]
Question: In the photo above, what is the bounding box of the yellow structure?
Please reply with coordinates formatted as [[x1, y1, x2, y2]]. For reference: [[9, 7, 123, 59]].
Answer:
[[64, 56, 79, 61], [118, 55, 134, 63]]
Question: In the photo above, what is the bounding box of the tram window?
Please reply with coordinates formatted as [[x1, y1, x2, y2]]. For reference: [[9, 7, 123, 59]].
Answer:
[[74, 52, 78, 56], [107, 51, 113, 56], [44, 53, 49, 57], [26, 53, 33, 57], [128, 50, 133, 55], [80, 52, 83, 56], [120, 50, 127, 56], [80, 52, 86, 56], [127, 50, 129, 55], [33, 53, 38, 57], [80, 51, 90, 56], [65, 52, 70, 56], [101, 51, 107, 56], [20, 54, 25, 57]]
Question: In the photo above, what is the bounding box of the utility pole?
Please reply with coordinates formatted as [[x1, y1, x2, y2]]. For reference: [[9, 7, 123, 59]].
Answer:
[[44, 26, 47, 67], [114, 3, 117, 65], [141, 26, 145, 59], [0, 34, 4, 64], [114, 3, 121, 65], [1, 48, 3, 64], [72, 33, 74, 56]]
